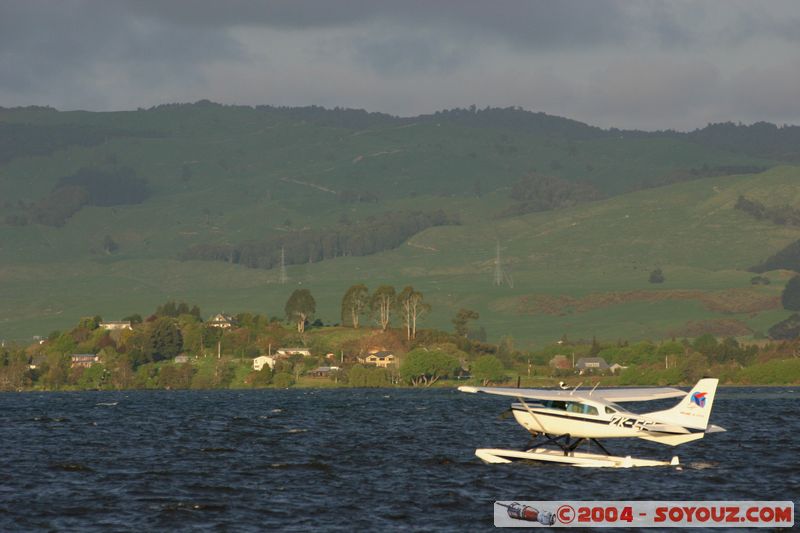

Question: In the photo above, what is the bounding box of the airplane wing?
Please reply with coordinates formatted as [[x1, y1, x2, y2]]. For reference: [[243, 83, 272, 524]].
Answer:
[[458, 386, 686, 402]]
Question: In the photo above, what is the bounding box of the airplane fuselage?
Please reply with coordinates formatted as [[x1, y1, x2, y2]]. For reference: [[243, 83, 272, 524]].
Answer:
[[460, 379, 722, 447], [511, 402, 663, 439], [509, 396, 708, 445]]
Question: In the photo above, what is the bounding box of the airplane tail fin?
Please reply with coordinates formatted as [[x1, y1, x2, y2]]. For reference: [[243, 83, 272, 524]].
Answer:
[[645, 378, 719, 431]]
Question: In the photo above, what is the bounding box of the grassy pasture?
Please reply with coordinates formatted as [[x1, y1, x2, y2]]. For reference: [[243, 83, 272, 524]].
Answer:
[[0, 106, 797, 344]]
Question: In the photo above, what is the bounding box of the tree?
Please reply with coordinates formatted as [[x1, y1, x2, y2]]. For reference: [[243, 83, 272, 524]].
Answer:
[[692, 334, 718, 357], [285, 289, 316, 333], [397, 286, 430, 340], [0, 352, 31, 391], [346, 364, 389, 387], [77, 315, 102, 331], [768, 313, 800, 340], [143, 317, 183, 362], [341, 284, 369, 328], [679, 353, 708, 383], [247, 366, 273, 388], [370, 285, 396, 331], [123, 313, 143, 325], [102, 235, 118, 254], [452, 308, 479, 337], [781, 275, 800, 311], [212, 359, 236, 388], [76, 363, 107, 390], [589, 336, 601, 356], [107, 354, 134, 389], [158, 363, 194, 389], [649, 268, 665, 284], [400, 348, 460, 386], [272, 372, 295, 388], [471, 355, 506, 385], [42, 353, 71, 389]]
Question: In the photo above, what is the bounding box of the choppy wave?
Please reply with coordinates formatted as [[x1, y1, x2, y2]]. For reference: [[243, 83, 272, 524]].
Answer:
[[0, 387, 796, 531]]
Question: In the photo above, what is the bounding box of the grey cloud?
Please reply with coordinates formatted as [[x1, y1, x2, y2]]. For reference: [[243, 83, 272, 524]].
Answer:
[[2, 1, 800, 129], [584, 59, 722, 127], [726, 59, 800, 122], [0, 1, 240, 97], [121, 0, 800, 49], [123, 0, 643, 48], [351, 33, 469, 76]]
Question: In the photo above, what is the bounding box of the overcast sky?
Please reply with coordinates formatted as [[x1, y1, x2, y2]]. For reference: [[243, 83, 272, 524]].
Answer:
[[2, 0, 800, 130]]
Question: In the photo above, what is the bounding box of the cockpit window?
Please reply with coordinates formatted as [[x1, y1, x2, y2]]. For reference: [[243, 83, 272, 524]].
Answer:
[[541, 400, 567, 411], [541, 400, 598, 416], [605, 406, 617, 414]]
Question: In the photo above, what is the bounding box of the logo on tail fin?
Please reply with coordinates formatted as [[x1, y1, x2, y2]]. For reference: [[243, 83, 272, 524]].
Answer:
[[691, 392, 707, 407]]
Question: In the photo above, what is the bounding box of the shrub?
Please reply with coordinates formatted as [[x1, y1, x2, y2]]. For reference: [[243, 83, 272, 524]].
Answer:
[[272, 372, 294, 388], [471, 355, 506, 385], [781, 275, 800, 311], [768, 313, 800, 340], [246, 368, 272, 388], [649, 268, 665, 284]]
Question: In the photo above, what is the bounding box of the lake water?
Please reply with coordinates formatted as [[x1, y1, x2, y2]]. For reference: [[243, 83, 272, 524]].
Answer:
[[0, 387, 797, 531]]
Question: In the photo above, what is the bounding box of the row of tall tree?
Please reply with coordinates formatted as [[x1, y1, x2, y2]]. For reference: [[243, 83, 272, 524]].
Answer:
[[180, 210, 457, 269], [339, 285, 430, 339], [285, 285, 483, 341]]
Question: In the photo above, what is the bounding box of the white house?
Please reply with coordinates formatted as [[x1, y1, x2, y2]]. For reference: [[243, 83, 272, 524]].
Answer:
[[253, 355, 277, 371], [575, 357, 610, 375], [609, 363, 628, 374], [100, 321, 133, 331], [365, 351, 396, 368], [208, 313, 236, 329], [70, 354, 101, 368], [276, 347, 311, 357]]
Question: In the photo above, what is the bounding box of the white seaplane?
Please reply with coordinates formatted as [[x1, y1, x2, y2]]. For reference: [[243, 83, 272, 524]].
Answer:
[[458, 378, 725, 468]]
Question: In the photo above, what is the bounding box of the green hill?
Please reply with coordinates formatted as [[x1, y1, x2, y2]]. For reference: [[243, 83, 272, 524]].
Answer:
[[1, 103, 798, 344]]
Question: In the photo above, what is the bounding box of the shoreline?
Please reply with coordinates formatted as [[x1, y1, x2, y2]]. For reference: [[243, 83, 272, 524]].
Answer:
[[3, 381, 798, 394]]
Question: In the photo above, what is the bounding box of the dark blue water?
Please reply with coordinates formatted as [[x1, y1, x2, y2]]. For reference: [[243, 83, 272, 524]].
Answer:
[[0, 387, 797, 531]]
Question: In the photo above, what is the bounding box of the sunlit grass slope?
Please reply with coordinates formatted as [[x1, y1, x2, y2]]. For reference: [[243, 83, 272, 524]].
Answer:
[[2, 163, 798, 345]]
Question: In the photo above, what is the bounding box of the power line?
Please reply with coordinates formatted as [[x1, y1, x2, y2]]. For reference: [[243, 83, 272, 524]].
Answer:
[[493, 241, 514, 288], [279, 247, 288, 284], [494, 241, 503, 286]]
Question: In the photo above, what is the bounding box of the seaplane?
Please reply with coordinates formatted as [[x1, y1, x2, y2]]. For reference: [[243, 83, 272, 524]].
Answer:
[[458, 378, 725, 468]]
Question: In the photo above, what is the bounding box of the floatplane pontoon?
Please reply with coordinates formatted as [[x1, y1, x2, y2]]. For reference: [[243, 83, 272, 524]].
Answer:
[[459, 378, 725, 468]]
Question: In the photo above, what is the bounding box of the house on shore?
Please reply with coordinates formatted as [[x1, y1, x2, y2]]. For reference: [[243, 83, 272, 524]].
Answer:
[[275, 347, 311, 357], [575, 357, 610, 374], [364, 351, 396, 368], [253, 355, 277, 371], [99, 321, 133, 331], [307, 366, 340, 378], [207, 314, 236, 329], [70, 354, 100, 368]]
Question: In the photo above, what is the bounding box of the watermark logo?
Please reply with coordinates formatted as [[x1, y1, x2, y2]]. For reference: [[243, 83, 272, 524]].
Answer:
[[494, 501, 793, 528], [690, 392, 707, 407], [496, 502, 555, 525]]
